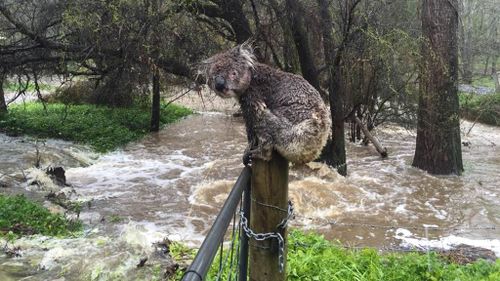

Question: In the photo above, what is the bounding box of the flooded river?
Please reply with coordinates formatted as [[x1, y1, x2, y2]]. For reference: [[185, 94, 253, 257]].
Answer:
[[1, 110, 499, 280]]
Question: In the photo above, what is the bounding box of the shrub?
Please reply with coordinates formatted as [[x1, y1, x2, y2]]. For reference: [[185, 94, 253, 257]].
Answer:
[[48, 80, 97, 105], [460, 93, 500, 126]]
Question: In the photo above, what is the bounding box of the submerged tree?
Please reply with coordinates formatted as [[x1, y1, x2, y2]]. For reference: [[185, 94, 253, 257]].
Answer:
[[413, 0, 463, 175]]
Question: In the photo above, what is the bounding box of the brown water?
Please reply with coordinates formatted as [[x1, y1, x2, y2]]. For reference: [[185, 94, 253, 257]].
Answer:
[[1, 112, 499, 279], [55, 113, 500, 248]]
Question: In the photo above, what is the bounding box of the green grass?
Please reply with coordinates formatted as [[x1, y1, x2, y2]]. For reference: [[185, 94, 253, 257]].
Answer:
[[168, 230, 499, 281], [287, 231, 499, 281], [459, 92, 500, 126], [0, 102, 192, 152], [0, 194, 82, 238], [471, 75, 495, 89]]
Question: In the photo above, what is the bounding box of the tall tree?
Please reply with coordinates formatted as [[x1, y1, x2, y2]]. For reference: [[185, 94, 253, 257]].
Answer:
[[0, 71, 6, 113], [285, 0, 320, 90], [317, 0, 360, 176], [413, 0, 463, 175]]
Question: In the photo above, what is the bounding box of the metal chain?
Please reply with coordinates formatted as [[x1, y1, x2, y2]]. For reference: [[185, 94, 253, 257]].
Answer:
[[277, 201, 294, 230], [239, 201, 294, 273]]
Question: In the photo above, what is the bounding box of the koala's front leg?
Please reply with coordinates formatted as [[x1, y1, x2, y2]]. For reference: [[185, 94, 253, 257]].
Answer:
[[242, 135, 273, 165], [242, 101, 274, 165], [243, 143, 273, 166]]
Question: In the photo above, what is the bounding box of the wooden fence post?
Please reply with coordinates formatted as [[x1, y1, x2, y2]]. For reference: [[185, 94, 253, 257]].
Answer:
[[249, 151, 289, 281]]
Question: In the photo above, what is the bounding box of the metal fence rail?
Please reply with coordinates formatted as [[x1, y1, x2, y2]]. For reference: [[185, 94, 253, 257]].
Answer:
[[182, 167, 251, 281]]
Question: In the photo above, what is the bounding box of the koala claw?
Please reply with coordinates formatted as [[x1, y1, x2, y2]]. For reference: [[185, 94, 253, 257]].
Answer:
[[256, 100, 267, 111], [242, 151, 252, 166], [243, 146, 273, 165]]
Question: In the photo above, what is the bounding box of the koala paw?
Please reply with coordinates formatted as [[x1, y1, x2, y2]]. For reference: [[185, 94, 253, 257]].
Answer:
[[242, 146, 273, 166], [242, 151, 252, 166]]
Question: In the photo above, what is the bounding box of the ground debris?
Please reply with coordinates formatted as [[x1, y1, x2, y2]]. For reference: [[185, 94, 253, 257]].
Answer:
[[438, 244, 497, 264], [136, 257, 148, 268]]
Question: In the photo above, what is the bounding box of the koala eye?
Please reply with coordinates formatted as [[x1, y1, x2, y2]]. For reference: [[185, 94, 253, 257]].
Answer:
[[230, 71, 238, 77]]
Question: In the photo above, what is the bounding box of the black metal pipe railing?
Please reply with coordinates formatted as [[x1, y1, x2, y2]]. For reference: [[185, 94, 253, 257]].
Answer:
[[238, 177, 251, 281], [182, 166, 251, 281]]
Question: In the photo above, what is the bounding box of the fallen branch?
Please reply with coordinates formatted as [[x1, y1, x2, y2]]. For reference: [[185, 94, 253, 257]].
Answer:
[[354, 116, 388, 158]]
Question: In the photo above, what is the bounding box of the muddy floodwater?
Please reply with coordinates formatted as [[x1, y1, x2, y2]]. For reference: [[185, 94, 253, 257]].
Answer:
[[1, 109, 499, 279]]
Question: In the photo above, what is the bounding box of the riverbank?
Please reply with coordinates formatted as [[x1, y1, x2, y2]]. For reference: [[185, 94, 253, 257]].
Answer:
[[460, 92, 500, 126], [0, 102, 192, 152]]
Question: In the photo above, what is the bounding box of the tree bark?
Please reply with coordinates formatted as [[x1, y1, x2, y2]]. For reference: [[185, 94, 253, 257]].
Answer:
[[0, 72, 6, 113], [150, 69, 161, 132], [268, 0, 299, 73], [285, 0, 321, 90], [413, 0, 463, 175], [492, 55, 497, 75], [219, 0, 253, 44], [494, 71, 500, 93], [317, 0, 347, 176]]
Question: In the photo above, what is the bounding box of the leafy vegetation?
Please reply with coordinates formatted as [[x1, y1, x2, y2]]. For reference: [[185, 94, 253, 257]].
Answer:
[[0, 194, 82, 237], [0, 102, 192, 152], [168, 230, 499, 281], [471, 75, 496, 89], [459, 93, 500, 126]]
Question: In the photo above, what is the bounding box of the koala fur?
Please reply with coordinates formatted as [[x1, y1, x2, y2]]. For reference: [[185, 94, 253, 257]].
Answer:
[[203, 44, 331, 165]]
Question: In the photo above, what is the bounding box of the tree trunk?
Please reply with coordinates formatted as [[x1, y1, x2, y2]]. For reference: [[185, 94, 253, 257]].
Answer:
[[356, 109, 362, 140], [285, 0, 321, 90], [0, 72, 6, 113], [268, 0, 299, 73], [483, 55, 490, 76], [459, 2, 474, 85], [317, 0, 347, 176], [413, 0, 463, 175], [150, 70, 161, 132], [221, 0, 253, 44], [492, 55, 497, 75], [494, 71, 500, 93]]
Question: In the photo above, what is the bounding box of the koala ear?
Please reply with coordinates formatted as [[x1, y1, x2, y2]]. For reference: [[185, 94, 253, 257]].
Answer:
[[237, 41, 256, 68], [200, 56, 215, 66]]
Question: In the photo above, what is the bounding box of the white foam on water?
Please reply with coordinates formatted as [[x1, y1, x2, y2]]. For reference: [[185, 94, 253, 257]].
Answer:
[[395, 204, 408, 214], [395, 228, 500, 257], [424, 201, 448, 220], [120, 221, 169, 251], [67, 149, 201, 197]]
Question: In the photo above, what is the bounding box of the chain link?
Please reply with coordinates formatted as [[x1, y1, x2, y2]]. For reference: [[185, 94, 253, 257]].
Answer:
[[240, 201, 294, 273]]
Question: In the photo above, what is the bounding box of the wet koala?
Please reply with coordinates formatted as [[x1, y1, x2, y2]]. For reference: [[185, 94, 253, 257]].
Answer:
[[203, 44, 331, 165]]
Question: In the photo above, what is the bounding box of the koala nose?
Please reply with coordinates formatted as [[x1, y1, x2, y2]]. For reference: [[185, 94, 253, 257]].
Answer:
[[214, 76, 226, 92]]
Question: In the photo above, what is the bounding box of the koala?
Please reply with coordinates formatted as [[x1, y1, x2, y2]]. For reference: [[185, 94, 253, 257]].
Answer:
[[202, 44, 331, 165]]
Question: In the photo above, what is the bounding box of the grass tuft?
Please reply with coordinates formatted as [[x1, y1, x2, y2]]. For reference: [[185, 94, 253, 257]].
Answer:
[[0, 194, 82, 238]]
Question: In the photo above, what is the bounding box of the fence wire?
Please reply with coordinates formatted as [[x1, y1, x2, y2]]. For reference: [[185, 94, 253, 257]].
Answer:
[[212, 202, 242, 281]]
